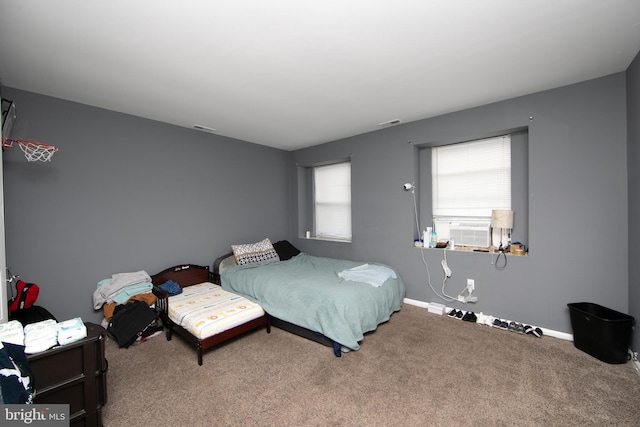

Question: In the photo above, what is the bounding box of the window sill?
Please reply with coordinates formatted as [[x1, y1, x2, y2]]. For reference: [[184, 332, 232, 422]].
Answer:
[[306, 236, 352, 243], [414, 244, 527, 256]]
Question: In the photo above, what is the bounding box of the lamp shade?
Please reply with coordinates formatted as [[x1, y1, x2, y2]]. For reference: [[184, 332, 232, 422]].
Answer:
[[491, 209, 513, 229]]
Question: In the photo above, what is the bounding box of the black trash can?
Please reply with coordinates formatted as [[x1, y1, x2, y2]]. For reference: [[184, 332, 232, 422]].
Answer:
[[567, 302, 635, 364]]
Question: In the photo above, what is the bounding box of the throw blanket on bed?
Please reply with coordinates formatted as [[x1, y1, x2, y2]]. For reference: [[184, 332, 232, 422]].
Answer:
[[221, 253, 405, 351], [338, 263, 397, 287]]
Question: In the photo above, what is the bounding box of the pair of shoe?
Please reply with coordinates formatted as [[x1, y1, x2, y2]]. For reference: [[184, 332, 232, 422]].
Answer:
[[447, 309, 477, 322], [448, 309, 463, 319], [524, 325, 543, 338], [492, 319, 509, 330], [461, 311, 477, 322], [508, 322, 526, 334], [476, 313, 495, 327]]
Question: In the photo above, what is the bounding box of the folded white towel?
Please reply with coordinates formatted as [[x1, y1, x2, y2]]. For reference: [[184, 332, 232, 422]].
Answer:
[[338, 264, 397, 287]]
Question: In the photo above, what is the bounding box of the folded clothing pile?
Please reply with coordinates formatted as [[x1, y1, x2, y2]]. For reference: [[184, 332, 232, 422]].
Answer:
[[0, 320, 25, 346], [93, 270, 153, 309], [57, 317, 87, 346], [24, 319, 59, 354]]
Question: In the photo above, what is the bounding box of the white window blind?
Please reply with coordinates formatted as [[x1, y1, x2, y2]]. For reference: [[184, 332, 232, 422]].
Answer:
[[314, 162, 352, 240], [432, 135, 511, 218]]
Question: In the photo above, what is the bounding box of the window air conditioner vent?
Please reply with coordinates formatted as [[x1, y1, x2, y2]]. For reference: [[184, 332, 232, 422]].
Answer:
[[449, 222, 491, 247]]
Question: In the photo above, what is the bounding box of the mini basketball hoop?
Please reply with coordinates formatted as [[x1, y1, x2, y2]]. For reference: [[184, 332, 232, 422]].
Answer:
[[2, 137, 58, 162]]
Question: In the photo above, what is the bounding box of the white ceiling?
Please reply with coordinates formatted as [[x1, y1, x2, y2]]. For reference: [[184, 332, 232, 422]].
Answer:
[[1, 1, 639, 151]]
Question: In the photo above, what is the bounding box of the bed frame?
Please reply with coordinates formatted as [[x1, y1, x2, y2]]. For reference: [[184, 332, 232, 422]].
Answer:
[[151, 264, 270, 365], [212, 253, 339, 355]]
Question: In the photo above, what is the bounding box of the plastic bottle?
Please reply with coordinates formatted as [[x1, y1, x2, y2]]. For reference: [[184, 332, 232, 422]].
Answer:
[[424, 228, 431, 247], [430, 230, 437, 248]]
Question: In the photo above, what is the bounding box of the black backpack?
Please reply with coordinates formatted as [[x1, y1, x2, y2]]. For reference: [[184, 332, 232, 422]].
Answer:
[[107, 301, 159, 348]]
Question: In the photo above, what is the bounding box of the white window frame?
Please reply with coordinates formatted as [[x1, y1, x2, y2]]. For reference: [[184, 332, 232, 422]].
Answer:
[[313, 161, 352, 241], [432, 135, 511, 242]]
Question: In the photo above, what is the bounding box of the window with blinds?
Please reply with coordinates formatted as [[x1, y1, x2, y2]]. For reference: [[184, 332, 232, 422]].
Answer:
[[432, 135, 511, 219], [314, 161, 352, 241]]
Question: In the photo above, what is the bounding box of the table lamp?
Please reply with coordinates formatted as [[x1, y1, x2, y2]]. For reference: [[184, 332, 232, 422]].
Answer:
[[491, 209, 513, 251]]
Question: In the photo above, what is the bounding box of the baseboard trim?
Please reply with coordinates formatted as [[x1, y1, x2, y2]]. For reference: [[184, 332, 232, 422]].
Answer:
[[403, 297, 573, 341]]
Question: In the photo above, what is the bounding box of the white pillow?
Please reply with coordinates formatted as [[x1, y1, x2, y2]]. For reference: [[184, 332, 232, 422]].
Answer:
[[231, 238, 280, 265]]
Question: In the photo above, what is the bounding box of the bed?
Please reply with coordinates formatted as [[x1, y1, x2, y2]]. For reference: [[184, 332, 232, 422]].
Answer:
[[151, 264, 270, 365], [213, 239, 406, 356]]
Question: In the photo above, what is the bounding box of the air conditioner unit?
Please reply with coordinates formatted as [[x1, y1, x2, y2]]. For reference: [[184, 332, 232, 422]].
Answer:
[[449, 222, 491, 247]]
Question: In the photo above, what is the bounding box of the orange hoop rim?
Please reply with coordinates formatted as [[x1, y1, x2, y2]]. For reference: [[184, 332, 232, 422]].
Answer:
[[2, 137, 58, 151], [2, 137, 59, 162]]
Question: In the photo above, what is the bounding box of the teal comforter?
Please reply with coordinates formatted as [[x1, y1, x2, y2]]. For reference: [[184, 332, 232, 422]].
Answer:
[[221, 253, 406, 351]]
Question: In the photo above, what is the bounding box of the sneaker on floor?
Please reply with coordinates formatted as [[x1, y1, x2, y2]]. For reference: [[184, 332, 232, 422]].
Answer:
[[477, 312, 492, 326], [462, 311, 477, 322], [483, 315, 495, 327], [533, 327, 543, 338], [455, 310, 464, 320], [508, 321, 518, 332], [448, 308, 458, 318]]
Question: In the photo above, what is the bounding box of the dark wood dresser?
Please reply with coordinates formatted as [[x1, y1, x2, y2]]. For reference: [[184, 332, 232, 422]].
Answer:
[[27, 322, 108, 427]]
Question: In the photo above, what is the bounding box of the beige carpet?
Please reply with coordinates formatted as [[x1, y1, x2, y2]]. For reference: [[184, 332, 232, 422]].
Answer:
[[101, 304, 640, 426]]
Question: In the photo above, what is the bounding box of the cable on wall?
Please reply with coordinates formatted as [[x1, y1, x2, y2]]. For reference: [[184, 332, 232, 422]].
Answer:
[[405, 182, 467, 302]]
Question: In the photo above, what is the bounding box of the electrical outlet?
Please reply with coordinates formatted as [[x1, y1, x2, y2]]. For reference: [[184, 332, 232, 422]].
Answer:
[[467, 279, 475, 292]]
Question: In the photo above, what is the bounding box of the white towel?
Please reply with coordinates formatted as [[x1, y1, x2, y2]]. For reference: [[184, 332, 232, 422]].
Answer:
[[338, 264, 397, 287]]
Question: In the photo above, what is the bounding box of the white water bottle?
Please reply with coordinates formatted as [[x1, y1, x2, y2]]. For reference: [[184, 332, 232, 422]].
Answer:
[[424, 228, 432, 247]]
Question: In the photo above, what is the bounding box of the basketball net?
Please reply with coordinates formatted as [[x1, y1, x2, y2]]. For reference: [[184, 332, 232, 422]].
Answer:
[[2, 137, 58, 162]]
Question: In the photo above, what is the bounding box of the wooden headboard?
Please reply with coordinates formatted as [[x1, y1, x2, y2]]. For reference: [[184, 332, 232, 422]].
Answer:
[[212, 252, 237, 284], [151, 264, 210, 288]]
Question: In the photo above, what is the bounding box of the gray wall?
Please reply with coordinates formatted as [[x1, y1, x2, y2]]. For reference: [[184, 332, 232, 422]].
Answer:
[[290, 73, 629, 338], [2, 71, 635, 350], [2, 87, 290, 324], [628, 51, 640, 353]]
